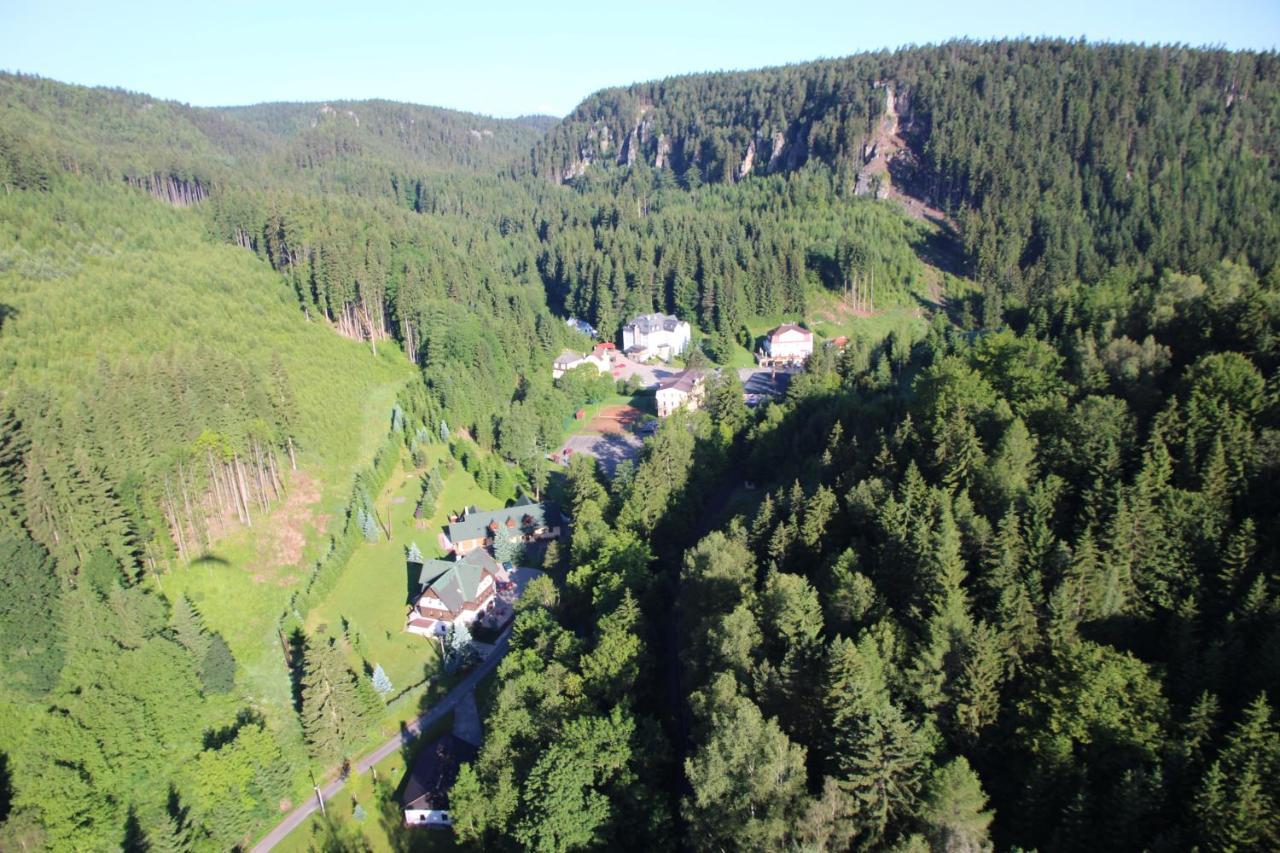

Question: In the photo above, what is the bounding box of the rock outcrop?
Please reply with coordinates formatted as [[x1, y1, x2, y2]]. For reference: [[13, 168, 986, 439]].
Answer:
[[737, 138, 756, 180]]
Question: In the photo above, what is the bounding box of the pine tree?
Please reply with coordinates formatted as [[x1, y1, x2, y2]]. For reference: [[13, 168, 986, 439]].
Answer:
[[359, 507, 380, 542], [919, 757, 994, 853], [952, 620, 1003, 743], [750, 493, 776, 553], [446, 622, 475, 673], [199, 633, 236, 694], [841, 704, 929, 844], [168, 594, 209, 655], [300, 639, 368, 758], [1193, 694, 1280, 849], [146, 812, 193, 853], [406, 541, 424, 565], [371, 663, 393, 696]]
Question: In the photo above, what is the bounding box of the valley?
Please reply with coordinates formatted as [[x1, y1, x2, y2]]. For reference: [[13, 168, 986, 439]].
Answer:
[[1, 35, 1279, 853]]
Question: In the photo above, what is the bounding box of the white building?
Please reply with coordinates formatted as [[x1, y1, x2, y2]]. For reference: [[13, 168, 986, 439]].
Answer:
[[552, 346, 611, 379], [622, 313, 691, 362], [405, 550, 499, 638], [566, 317, 598, 338], [402, 733, 479, 827], [760, 323, 814, 366], [656, 369, 706, 418]]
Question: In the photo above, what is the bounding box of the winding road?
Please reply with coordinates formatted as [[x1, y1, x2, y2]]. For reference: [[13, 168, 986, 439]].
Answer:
[[249, 627, 512, 852]]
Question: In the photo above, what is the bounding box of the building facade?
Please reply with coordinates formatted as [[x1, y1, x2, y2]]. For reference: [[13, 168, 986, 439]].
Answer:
[[406, 549, 500, 637], [445, 500, 563, 556], [760, 323, 814, 365], [621, 313, 691, 361], [402, 733, 479, 827], [655, 369, 706, 418]]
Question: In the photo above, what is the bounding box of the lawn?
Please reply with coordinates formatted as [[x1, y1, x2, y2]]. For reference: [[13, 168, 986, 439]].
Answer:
[[274, 610, 507, 852], [303, 443, 503, 729], [163, 369, 413, 721], [273, 708, 461, 853]]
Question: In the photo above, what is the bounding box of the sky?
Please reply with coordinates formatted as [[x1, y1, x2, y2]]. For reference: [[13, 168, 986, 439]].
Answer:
[[2, 0, 1278, 117]]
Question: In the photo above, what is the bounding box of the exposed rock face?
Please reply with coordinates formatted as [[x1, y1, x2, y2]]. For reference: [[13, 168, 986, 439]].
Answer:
[[737, 138, 756, 180], [594, 122, 612, 155], [563, 155, 591, 180], [767, 131, 786, 172], [620, 124, 640, 166], [654, 133, 671, 169]]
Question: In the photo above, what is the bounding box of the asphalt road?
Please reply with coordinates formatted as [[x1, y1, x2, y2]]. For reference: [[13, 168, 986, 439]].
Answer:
[[249, 627, 512, 852]]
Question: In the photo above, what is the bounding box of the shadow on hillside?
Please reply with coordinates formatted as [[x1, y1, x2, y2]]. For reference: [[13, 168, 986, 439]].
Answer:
[[0, 304, 15, 336], [192, 552, 230, 566], [909, 224, 967, 278]]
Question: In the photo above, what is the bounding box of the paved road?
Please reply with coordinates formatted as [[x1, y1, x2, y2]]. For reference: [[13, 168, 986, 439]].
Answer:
[[249, 627, 512, 852]]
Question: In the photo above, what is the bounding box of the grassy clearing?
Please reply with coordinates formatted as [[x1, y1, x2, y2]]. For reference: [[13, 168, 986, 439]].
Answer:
[[304, 443, 501, 724]]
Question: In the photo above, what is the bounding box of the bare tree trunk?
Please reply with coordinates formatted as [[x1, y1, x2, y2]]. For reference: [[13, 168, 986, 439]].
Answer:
[[163, 480, 187, 563], [252, 441, 269, 513], [177, 461, 201, 551], [234, 455, 253, 526], [267, 447, 283, 499]]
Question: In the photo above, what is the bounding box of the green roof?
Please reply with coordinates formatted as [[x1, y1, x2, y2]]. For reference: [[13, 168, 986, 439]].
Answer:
[[417, 557, 490, 614], [446, 499, 560, 545]]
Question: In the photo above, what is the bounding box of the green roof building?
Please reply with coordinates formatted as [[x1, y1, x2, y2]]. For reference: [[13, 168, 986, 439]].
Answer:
[[446, 499, 563, 555], [407, 549, 500, 637]]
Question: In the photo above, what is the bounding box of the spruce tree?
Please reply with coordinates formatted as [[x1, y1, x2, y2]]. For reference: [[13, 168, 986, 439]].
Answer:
[[300, 639, 367, 758], [920, 757, 994, 852], [371, 663, 393, 696], [199, 633, 236, 694]]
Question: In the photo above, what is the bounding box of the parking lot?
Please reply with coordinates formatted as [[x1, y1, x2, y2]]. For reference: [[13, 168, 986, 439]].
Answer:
[[556, 431, 644, 477]]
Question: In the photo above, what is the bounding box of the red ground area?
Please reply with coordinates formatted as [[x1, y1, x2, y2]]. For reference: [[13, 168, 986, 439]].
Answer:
[[587, 404, 644, 435]]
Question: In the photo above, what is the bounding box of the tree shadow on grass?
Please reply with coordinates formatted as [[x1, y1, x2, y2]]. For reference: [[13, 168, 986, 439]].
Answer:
[[288, 628, 308, 714], [202, 707, 265, 750], [375, 776, 415, 853]]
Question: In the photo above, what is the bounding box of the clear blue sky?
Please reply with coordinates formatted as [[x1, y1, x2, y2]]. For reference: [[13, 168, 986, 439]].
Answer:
[[2, 0, 1277, 117]]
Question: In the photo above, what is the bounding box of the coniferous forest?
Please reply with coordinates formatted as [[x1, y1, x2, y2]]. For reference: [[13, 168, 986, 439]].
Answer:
[[1, 37, 1279, 852]]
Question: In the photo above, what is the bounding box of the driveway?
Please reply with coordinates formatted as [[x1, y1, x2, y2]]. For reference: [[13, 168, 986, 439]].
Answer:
[[557, 432, 643, 477], [610, 354, 678, 389], [248, 626, 512, 852], [738, 367, 795, 401]]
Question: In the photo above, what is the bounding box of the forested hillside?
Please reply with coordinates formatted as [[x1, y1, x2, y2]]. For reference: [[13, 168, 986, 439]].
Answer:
[[0, 181, 416, 848], [451, 252, 1280, 853], [0, 72, 552, 198], [1, 37, 1278, 853], [531, 40, 1280, 302]]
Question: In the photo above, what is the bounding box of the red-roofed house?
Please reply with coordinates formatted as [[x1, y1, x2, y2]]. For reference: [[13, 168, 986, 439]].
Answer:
[[759, 323, 814, 366]]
